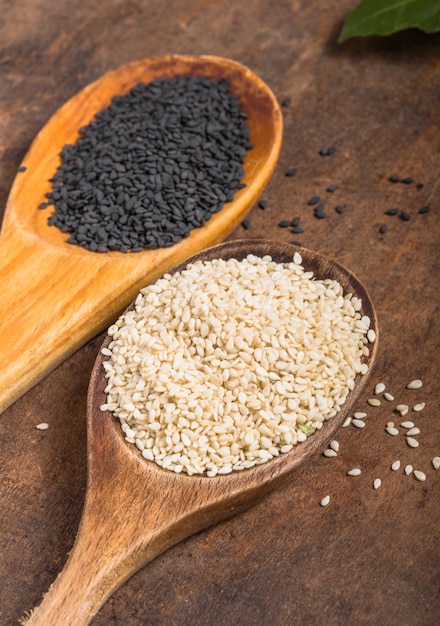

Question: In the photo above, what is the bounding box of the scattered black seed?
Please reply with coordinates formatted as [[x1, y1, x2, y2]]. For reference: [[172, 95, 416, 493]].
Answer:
[[258, 199, 268, 210], [291, 217, 300, 227], [401, 177, 413, 185], [319, 146, 336, 156], [38, 202, 49, 209], [281, 97, 292, 107], [389, 174, 400, 183], [292, 225, 305, 233], [314, 204, 326, 219], [285, 168, 297, 177], [400, 211, 411, 221], [384, 208, 399, 215], [379, 224, 388, 234], [419, 204, 430, 214], [41, 75, 251, 253], [241, 218, 251, 230], [335, 205, 344, 214], [326, 184, 338, 192], [308, 196, 320, 206], [17, 165, 27, 172], [290, 240, 302, 246], [416, 183, 424, 190], [278, 220, 292, 228]]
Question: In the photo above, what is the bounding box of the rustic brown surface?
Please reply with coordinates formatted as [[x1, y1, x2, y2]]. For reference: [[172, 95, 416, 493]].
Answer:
[[1, 1, 439, 625]]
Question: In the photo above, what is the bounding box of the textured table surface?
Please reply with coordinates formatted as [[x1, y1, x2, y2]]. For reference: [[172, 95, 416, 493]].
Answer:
[[1, 1, 439, 625]]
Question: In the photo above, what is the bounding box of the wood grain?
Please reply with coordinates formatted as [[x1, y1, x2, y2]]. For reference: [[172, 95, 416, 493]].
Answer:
[[0, 55, 282, 414]]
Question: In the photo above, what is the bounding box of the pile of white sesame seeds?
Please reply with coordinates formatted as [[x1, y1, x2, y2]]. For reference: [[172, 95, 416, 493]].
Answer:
[[100, 252, 373, 476]]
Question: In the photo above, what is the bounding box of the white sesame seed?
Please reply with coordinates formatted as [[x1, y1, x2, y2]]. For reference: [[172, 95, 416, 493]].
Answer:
[[413, 403, 425, 412], [405, 464, 413, 475], [391, 460, 401, 471], [320, 495, 331, 507], [406, 437, 419, 448], [342, 416, 352, 428], [367, 329, 376, 343], [414, 470, 426, 482], [396, 404, 409, 416], [373, 478, 382, 490], [36, 423, 49, 430], [406, 427, 420, 437], [375, 382, 386, 395], [400, 421, 415, 429], [330, 440, 340, 452], [352, 418, 366, 429], [347, 468, 361, 476], [353, 412, 367, 419], [407, 379, 423, 390], [368, 398, 381, 407], [432, 457, 440, 470], [323, 449, 338, 458], [386, 421, 395, 428], [385, 426, 399, 436], [383, 392, 394, 402]]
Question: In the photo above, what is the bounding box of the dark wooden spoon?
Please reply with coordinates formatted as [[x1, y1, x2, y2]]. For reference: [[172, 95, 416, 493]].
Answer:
[[0, 55, 282, 414], [23, 240, 378, 626]]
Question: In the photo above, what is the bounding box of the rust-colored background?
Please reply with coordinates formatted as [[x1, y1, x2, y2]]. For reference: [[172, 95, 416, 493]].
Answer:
[[1, 1, 439, 625]]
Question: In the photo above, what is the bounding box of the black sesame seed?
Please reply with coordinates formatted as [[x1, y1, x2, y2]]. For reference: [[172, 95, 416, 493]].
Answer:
[[291, 218, 300, 227], [290, 240, 302, 246], [281, 97, 292, 107], [384, 208, 399, 216], [38, 202, 49, 210], [335, 205, 344, 214], [314, 204, 326, 219], [400, 211, 411, 221], [308, 196, 320, 206], [241, 218, 251, 230], [292, 225, 305, 233], [379, 224, 388, 234], [17, 165, 27, 172], [401, 177, 413, 185], [278, 220, 292, 228], [258, 199, 268, 210], [419, 205, 430, 214], [326, 184, 338, 192], [389, 174, 400, 183], [320, 146, 336, 156], [285, 168, 297, 177], [416, 183, 424, 190]]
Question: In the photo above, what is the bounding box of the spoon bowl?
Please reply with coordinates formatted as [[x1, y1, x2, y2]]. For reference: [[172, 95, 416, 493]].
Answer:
[[23, 240, 378, 626], [0, 55, 282, 414]]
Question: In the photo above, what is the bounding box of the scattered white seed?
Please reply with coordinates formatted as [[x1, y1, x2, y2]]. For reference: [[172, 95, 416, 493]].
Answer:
[[432, 457, 440, 470], [406, 437, 419, 448], [383, 392, 394, 402], [323, 449, 338, 458], [342, 416, 352, 428], [391, 460, 401, 471], [367, 329, 376, 343], [329, 440, 340, 452], [396, 404, 409, 416], [385, 426, 399, 436], [368, 398, 381, 407], [405, 464, 413, 475], [36, 423, 49, 430], [413, 403, 425, 412], [400, 421, 415, 429], [354, 412, 367, 419], [407, 379, 423, 390], [352, 418, 366, 429], [375, 382, 386, 395], [414, 470, 426, 482], [406, 427, 420, 437], [320, 495, 331, 507], [347, 468, 362, 476], [387, 421, 395, 428], [373, 478, 382, 490]]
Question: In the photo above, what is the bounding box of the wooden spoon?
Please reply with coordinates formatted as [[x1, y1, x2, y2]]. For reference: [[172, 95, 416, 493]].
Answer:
[[23, 240, 378, 626], [0, 54, 282, 414]]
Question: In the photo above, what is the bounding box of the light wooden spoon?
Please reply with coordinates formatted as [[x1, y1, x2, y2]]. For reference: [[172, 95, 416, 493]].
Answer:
[[23, 239, 378, 626], [0, 54, 282, 414]]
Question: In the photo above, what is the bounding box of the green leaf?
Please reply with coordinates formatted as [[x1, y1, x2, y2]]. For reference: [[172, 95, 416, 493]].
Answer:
[[338, 0, 440, 42]]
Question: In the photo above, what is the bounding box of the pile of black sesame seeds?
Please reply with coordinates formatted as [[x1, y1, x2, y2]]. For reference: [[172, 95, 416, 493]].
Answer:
[[41, 75, 252, 252]]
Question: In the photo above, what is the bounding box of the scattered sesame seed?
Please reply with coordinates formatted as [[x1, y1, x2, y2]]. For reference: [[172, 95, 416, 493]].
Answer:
[[391, 460, 401, 471], [258, 199, 268, 210], [285, 168, 297, 177], [347, 468, 361, 476], [330, 440, 340, 452], [387, 421, 395, 428], [335, 205, 344, 214], [289, 240, 302, 246], [36, 423, 49, 430], [327, 184, 338, 192], [406, 427, 420, 437], [354, 412, 367, 419], [407, 379, 422, 390], [314, 204, 326, 219], [400, 211, 411, 221], [320, 495, 331, 507], [319, 146, 336, 156], [383, 392, 394, 401], [405, 464, 413, 475], [419, 205, 430, 214], [292, 225, 305, 234], [413, 403, 425, 412], [367, 329, 376, 343], [352, 418, 366, 429], [278, 220, 292, 228], [400, 421, 415, 429], [375, 382, 386, 395], [373, 478, 382, 490], [323, 449, 338, 458], [406, 437, 419, 448], [401, 177, 413, 184], [308, 196, 320, 206], [342, 416, 352, 427], [17, 165, 27, 172], [432, 457, 440, 470], [384, 208, 399, 215], [396, 404, 409, 416], [389, 174, 400, 183], [281, 97, 292, 107], [386, 426, 399, 436], [241, 218, 251, 230], [379, 224, 388, 234], [368, 398, 381, 406], [414, 470, 426, 482]]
